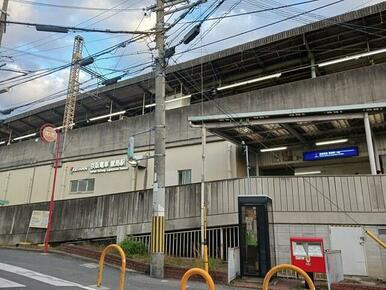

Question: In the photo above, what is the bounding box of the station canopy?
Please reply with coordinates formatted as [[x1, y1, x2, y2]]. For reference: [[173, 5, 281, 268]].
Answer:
[[188, 103, 386, 149], [2, 3, 386, 140]]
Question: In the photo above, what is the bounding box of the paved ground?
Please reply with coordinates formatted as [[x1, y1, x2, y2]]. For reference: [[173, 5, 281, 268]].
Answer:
[[0, 248, 237, 290]]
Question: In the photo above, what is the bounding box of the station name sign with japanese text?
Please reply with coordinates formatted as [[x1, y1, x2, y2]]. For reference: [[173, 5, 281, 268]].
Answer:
[[70, 158, 129, 174], [303, 146, 359, 161]]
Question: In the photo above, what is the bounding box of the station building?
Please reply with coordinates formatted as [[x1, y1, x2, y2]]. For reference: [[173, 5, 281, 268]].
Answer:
[[0, 3, 385, 280]]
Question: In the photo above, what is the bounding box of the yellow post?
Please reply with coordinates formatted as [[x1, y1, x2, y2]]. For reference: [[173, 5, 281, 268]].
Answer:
[[262, 264, 315, 290], [365, 230, 386, 249], [203, 205, 209, 272], [180, 268, 215, 290], [97, 244, 126, 290]]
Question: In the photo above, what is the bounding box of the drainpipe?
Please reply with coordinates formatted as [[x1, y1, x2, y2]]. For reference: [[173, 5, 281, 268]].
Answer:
[[364, 113, 377, 175], [227, 143, 232, 179]]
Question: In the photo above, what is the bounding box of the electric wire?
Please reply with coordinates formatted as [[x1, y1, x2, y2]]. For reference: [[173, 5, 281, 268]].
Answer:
[[3, 0, 145, 59], [10, 0, 143, 12]]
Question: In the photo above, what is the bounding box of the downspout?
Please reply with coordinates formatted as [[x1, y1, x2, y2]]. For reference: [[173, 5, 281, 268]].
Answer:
[[227, 143, 232, 179]]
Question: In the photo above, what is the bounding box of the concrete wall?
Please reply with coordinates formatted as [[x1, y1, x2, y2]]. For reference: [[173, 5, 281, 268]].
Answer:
[[273, 224, 386, 279], [0, 175, 384, 277], [0, 141, 238, 205], [1, 62, 386, 172]]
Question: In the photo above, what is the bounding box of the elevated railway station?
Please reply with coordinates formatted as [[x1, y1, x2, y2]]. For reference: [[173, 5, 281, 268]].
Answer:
[[0, 2, 385, 280]]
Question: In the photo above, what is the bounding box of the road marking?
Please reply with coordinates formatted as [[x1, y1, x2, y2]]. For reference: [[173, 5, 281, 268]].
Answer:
[[0, 277, 25, 288], [0, 262, 95, 289], [81, 263, 99, 269], [87, 285, 110, 289]]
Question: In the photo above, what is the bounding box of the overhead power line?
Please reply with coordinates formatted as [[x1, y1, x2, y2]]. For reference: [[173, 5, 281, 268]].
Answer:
[[1, 20, 151, 34], [179, 0, 324, 23], [176, 0, 345, 56], [10, 0, 143, 12]]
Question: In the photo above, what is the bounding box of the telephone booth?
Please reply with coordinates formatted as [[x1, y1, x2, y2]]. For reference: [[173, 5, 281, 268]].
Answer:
[[238, 196, 275, 277]]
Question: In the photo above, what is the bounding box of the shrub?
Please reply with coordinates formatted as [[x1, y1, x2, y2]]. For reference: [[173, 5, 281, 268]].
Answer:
[[120, 238, 147, 256]]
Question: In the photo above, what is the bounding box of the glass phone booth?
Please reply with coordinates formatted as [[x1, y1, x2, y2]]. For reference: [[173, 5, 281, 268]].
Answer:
[[238, 196, 274, 277]]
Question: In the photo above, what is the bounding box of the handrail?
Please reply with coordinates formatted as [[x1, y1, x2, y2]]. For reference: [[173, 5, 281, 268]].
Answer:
[[97, 244, 126, 290], [262, 264, 315, 290], [365, 230, 386, 249], [180, 268, 215, 290]]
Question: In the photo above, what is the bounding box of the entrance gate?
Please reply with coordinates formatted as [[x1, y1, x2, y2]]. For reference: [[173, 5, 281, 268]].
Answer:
[[238, 196, 274, 277]]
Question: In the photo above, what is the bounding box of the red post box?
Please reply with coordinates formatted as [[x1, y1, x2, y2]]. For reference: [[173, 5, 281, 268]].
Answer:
[[290, 237, 326, 273]]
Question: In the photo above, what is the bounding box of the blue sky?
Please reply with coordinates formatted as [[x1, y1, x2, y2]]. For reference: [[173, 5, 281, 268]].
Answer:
[[0, 0, 383, 117]]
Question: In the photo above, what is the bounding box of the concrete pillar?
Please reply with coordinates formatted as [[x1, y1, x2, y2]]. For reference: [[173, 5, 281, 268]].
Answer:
[[364, 113, 377, 175], [373, 136, 381, 172]]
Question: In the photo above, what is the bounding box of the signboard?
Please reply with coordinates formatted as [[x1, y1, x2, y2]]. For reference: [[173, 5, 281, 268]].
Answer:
[[228, 247, 240, 283], [29, 210, 49, 228], [40, 124, 57, 143], [70, 158, 129, 174], [303, 146, 359, 161]]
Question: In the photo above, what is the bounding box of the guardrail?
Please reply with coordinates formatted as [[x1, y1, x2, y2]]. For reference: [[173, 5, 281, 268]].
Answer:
[[132, 225, 239, 260], [97, 244, 126, 290]]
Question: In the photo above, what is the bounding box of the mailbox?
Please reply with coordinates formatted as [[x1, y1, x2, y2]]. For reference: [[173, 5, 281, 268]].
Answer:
[[290, 237, 326, 273]]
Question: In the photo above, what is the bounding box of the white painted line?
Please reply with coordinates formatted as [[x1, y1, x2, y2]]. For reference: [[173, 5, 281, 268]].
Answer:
[[0, 277, 25, 288], [81, 263, 99, 269], [0, 262, 95, 289], [87, 285, 110, 290]]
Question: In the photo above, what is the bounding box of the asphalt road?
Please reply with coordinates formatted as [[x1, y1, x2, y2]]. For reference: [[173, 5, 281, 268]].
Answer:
[[0, 248, 237, 290]]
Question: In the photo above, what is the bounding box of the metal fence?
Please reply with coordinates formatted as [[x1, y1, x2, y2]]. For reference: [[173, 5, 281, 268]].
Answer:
[[132, 225, 239, 260]]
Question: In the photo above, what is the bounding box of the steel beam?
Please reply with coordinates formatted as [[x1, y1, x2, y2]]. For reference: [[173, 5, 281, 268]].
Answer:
[[281, 123, 308, 144]]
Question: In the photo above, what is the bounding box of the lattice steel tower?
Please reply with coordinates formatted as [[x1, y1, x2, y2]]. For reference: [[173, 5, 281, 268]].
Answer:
[[62, 35, 84, 132]]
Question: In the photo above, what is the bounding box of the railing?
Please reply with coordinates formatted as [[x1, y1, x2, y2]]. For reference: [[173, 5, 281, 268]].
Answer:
[[132, 225, 239, 260]]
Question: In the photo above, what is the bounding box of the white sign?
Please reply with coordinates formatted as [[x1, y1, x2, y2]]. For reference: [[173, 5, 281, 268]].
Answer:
[[228, 247, 240, 283], [29, 210, 49, 228], [70, 158, 129, 174]]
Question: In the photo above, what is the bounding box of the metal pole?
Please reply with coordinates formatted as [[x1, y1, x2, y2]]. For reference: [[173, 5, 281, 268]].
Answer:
[[201, 126, 208, 271], [243, 141, 251, 194], [150, 0, 166, 278], [372, 134, 381, 172], [364, 112, 377, 175], [44, 132, 61, 253], [0, 0, 9, 46]]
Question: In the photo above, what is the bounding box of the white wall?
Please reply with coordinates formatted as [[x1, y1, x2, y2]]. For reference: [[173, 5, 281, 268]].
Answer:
[[0, 141, 237, 205]]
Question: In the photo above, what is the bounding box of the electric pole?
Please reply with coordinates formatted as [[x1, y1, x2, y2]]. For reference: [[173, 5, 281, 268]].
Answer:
[[0, 0, 9, 46], [150, 0, 166, 279]]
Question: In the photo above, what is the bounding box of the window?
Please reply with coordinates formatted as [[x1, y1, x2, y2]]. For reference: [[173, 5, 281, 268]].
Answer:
[[178, 169, 191, 185], [70, 179, 95, 193]]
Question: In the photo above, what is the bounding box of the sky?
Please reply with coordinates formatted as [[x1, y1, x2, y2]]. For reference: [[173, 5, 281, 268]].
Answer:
[[0, 0, 383, 118]]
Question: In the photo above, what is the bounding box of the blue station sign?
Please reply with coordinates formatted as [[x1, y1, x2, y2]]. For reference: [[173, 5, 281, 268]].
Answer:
[[303, 146, 359, 161]]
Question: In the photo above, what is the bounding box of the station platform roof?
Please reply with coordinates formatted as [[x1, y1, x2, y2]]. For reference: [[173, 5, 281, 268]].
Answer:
[[189, 102, 386, 149]]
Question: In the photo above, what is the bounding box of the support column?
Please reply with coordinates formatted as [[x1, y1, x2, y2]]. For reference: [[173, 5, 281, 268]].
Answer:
[[201, 126, 208, 271], [364, 112, 377, 175]]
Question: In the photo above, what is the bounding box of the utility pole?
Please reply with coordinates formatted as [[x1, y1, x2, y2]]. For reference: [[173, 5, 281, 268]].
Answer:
[[0, 0, 9, 46], [150, 0, 166, 279]]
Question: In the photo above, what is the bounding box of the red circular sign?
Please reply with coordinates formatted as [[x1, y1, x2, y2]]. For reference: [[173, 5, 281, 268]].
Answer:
[[40, 124, 57, 143]]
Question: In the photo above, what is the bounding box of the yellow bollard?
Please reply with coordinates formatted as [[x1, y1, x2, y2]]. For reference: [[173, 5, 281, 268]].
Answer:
[[180, 268, 215, 290], [262, 264, 315, 290], [97, 244, 126, 290]]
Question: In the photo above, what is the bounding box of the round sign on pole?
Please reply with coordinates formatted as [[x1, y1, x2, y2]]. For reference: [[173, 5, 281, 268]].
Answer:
[[40, 124, 58, 143]]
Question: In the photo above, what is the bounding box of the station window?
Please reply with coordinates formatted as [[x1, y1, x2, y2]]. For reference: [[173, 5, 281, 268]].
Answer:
[[70, 179, 95, 193], [178, 169, 192, 185]]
